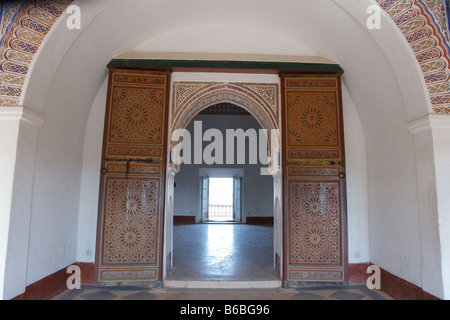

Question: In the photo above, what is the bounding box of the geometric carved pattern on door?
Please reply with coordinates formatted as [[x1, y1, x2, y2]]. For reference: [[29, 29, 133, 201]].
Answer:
[[288, 181, 341, 265], [101, 178, 159, 265], [96, 69, 169, 285], [286, 91, 339, 147], [108, 86, 165, 145], [282, 74, 348, 284]]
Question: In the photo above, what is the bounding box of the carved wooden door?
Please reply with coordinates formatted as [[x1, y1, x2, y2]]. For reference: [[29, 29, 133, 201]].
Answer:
[[281, 74, 348, 285], [95, 69, 169, 285]]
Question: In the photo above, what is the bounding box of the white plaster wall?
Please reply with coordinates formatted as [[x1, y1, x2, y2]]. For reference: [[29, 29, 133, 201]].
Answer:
[[163, 169, 176, 280], [433, 119, 450, 299], [0, 111, 20, 299], [19, 0, 111, 283], [0, 108, 44, 299], [408, 115, 450, 299], [408, 115, 445, 299], [12, 0, 440, 297], [76, 77, 108, 263], [361, 88, 422, 286], [4, 120, 42, 299], [134, 24, 317, 57], [341, 87, 370, 264], [273, 172, 283, 277], [26, 95, 84, 284]]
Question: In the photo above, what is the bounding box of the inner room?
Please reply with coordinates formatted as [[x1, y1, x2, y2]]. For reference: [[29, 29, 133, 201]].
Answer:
[[168, 104, 278, 281]]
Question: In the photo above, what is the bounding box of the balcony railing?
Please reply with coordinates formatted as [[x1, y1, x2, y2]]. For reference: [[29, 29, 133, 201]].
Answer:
[[208, 204, 233, 221]]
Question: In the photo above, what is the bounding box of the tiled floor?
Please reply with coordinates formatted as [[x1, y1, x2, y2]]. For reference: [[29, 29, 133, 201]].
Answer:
[[56, 223, 393, 300], [53, 284, 393, 300]]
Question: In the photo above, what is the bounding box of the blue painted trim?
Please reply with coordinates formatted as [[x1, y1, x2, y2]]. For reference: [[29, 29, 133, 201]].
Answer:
[[417, 0, 450, 51], [0, 1, 27, 47]]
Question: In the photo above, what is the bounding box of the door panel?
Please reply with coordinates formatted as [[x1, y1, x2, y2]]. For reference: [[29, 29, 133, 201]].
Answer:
[[233, 177, 242, 222], [282, 74, 348, 284], [200, 176, 209, 222], [96, 69, 169, 285]]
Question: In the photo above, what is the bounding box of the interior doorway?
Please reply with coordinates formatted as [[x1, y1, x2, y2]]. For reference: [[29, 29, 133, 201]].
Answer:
[[95, 70, 347, 288], [167, 105, 279, 283]]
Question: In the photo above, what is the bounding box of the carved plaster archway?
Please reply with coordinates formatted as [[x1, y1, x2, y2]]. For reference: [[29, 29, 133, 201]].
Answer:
[[164, 80, 283, 282], [169, 81, 281, 172], [171, 82, 279, 131]]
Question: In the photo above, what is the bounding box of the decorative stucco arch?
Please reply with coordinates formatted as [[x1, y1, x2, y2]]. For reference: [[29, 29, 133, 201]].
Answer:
[[169, 81, 280, 173], [164, 79, 283, 283], [0, 0, 448, 114], [0, 0, 73, 106], [171, 83, 279, 132], [375, 0, 450, 114]]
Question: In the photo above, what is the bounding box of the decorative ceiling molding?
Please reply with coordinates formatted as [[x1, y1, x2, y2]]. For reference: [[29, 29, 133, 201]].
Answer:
[[377, 0, 450, 114], [0, 0, 449, 114], [0, 0, 72, 106]]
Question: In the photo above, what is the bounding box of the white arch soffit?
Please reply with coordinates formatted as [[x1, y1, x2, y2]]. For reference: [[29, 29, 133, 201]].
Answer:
[[131, 23, 318, 57], [19, 0, 115, 113], [332, 0, 432, 119], [20, 0, 431, 122]]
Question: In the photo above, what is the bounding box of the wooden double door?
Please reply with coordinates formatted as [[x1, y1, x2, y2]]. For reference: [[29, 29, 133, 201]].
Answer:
[[95, 69, 169, 284], [95, 68, 347, 286], [281, 74, 347, 284]]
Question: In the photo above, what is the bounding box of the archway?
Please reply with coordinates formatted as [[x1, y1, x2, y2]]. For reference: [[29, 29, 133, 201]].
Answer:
[[164, 80, 282, 286], [92, 68, 348, 287], [169, 81, 280, 171]]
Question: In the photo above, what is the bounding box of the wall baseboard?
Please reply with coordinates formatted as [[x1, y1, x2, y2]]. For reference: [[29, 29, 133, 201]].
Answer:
[[379, 265, 440, 300], [348, 262, 440, 300], [12, 262, 94, 300], [173, 215, 196, 224], [11, 261, 442, 300], [246, 216, 273, 225], [77, 262, 95, 285], [348, 263, 371, 285], [13, 265, 71, 300]]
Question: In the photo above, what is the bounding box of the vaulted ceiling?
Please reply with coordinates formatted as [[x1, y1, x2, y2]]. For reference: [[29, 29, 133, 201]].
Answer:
[[0, 0, 449, 114]]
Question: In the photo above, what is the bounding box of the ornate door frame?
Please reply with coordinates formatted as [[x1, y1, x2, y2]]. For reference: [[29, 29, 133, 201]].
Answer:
[[165, 80, 283, 280], [94, 63, 348, 287], [281, 73, 348, 285], [95, 69, 170, 285]]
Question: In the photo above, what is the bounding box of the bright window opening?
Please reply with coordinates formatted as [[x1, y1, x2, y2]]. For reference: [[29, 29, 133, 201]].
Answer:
[[208, 178, 234, 221]]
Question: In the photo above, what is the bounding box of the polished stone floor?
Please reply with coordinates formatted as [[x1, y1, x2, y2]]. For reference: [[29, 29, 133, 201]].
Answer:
[[166, 223, 279, 281], [53, 285, 392, 300], [53, 223, 393, 300]]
